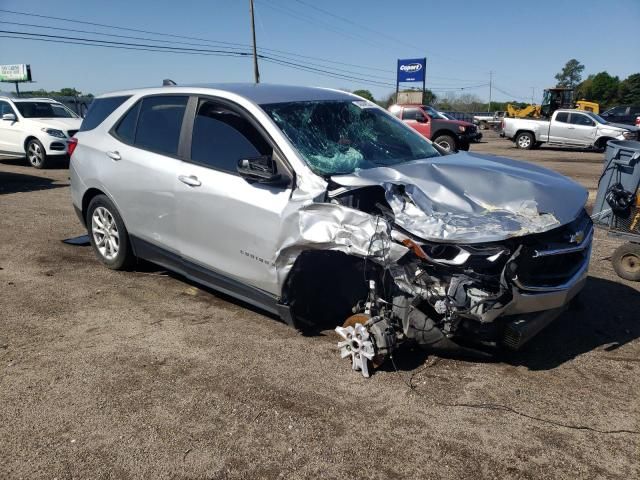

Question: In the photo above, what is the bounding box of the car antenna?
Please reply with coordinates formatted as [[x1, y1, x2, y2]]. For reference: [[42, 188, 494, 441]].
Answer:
[[162, 79, 177, 86]]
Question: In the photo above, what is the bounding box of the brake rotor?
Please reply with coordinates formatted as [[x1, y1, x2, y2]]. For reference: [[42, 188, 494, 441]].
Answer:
[[335, 314, 384, 377]]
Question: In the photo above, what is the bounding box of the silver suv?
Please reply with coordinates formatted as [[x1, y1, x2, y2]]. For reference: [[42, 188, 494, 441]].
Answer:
[[71, 84, 593, 376]]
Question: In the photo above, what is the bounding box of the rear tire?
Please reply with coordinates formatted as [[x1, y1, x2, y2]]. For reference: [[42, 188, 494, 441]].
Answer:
[[611, 243, 640, 281], [433, 134, 457, 152], [515, 132, 534, 150], [86, 195, 135, 270], [26, 139, 48, 169], [479, 121, 488, 130]]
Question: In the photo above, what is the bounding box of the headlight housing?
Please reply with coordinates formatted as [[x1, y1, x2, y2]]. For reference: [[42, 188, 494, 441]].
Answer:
[[41, 128, 66, 138], [458, 125, 466, 133], [622, 130, 635, 140]]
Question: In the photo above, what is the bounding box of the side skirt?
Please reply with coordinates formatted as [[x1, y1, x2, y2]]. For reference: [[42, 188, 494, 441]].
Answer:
[[131, 236, 283, 319]]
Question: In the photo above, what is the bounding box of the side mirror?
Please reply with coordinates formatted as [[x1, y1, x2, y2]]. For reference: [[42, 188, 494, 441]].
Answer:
[[2, 113, 16, 122], [237, 155, 282, 184]]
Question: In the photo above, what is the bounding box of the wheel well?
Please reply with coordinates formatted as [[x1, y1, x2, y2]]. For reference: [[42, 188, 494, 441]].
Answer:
[[81, 188, 105, 225], [515, 130, 535, 141], [280, 250, 383, 332], [23, 136, 38, 153], [595, 137, 613, 149], [431, 129, 457, 142]]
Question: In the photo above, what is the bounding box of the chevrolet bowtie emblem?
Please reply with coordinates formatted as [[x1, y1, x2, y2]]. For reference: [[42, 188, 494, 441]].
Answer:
[[570, 230, 585, 244]]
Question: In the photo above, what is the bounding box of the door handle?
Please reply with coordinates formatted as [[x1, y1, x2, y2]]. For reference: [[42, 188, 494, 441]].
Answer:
[[178, 175, 201, 187], [567, 126, 575, 129], [106, 150, 121, 160]]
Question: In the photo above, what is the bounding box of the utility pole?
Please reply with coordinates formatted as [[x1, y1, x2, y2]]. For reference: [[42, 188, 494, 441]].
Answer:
[[249, 0, 260, 83], [531, 87, 535, 104], [488, 70, 492, 112]]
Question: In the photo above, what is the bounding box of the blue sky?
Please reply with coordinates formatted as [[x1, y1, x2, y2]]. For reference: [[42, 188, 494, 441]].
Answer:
[[1, 0, 638, 103]]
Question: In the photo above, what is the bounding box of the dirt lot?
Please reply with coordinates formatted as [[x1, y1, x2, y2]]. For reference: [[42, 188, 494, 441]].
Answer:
[[1, 132, 639, 479]]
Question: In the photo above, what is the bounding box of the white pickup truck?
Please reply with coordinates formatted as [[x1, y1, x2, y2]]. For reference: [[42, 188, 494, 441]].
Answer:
[[502, 109, 639, 150], [473, 111, 505, 130]]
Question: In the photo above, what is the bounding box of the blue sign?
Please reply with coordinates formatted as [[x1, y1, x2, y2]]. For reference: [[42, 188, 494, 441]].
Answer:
[[397, 58, 426, 83]]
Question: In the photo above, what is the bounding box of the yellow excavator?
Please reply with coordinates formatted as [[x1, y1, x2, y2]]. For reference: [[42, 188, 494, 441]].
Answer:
[[507, 87, 599, 118]]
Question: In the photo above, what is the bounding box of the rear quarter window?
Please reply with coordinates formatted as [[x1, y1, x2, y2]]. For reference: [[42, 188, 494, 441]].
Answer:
[[79, 96, 131, 132]]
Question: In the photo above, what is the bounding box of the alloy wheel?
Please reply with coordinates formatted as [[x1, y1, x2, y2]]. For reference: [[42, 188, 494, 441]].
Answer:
[[91, 206, 120, 261], [27, 142, 44, 167], [518, 136, 531, 148]]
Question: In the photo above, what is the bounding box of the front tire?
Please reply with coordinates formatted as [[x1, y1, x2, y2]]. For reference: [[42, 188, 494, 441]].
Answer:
[[26, 139, 48, 169], [611, 243, 640, 281], [433, 134, 457, 152], [515, 132, 534, 150], [86, 195, 135, 270]]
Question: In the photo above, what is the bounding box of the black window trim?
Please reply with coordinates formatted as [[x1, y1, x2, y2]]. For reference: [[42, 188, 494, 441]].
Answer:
[[108, 93, 190, 161], [0, 100, 18, 117], [180, 94, 294, 183]]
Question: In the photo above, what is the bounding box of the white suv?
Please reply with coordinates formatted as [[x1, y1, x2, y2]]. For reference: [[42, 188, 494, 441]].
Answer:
[[0, 96, 82, 168]]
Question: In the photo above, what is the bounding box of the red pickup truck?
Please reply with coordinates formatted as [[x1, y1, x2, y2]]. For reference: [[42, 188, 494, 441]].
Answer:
[[388, 104, 479, 152]]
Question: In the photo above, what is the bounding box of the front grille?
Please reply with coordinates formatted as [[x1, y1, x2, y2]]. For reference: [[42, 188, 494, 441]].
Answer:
[[515, 212, 592, 289], [67, 129, 78, 137], [516, 250, 587, 287]]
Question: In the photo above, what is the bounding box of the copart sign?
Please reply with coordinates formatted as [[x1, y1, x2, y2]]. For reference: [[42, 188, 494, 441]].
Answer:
[[397, 58, 426, 83]]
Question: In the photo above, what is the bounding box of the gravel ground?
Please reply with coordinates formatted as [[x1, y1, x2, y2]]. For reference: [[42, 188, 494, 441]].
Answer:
[[0, 132, 638, 479]]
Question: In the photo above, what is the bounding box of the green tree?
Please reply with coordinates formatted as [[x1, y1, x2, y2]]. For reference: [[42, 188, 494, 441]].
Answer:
[[352, 89, 375, 102], [617, 73, 640, 104], [589, 72, 620, 107], [555, 59, 585, 88], [58, 87, 82, 97]]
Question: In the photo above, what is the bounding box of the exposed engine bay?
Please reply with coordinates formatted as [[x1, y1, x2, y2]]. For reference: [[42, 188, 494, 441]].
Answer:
[[323, 185, 593, 377], [331, 188, 593, 376], [275, 154, 592, 377]]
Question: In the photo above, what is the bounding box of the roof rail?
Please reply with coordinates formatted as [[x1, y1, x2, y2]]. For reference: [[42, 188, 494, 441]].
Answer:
[[162, 79, 177, 86]]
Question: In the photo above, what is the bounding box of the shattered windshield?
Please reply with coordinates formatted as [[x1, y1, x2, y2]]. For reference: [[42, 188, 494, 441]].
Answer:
[[261, 100, 440, 176]]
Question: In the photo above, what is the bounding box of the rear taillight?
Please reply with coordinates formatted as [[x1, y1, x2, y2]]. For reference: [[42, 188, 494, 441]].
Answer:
[[68, 137, 78, 156], [635, 116, 640, 127]]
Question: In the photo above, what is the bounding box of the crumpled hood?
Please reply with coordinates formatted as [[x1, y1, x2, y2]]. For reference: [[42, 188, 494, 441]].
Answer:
[[331, 152, 588, 243], [605, 122, 639, 132]]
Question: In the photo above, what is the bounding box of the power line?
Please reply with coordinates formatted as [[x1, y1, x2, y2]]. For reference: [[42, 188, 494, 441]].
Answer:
[[0, 20, 401, 83], [291, 0, 416, 50], [0, 30, 403, 88], [256, 1, 392, 51], [288, 0, 490, 71], [0, 7, 491, 88], [0, 9, 394, 77]]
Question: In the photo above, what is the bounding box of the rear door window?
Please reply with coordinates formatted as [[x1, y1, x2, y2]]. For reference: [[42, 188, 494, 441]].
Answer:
[[113, 101, 141, 144], [79, 96, 130, 132], [189, 99, 271, 173], [134, 96, 188, 156]]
